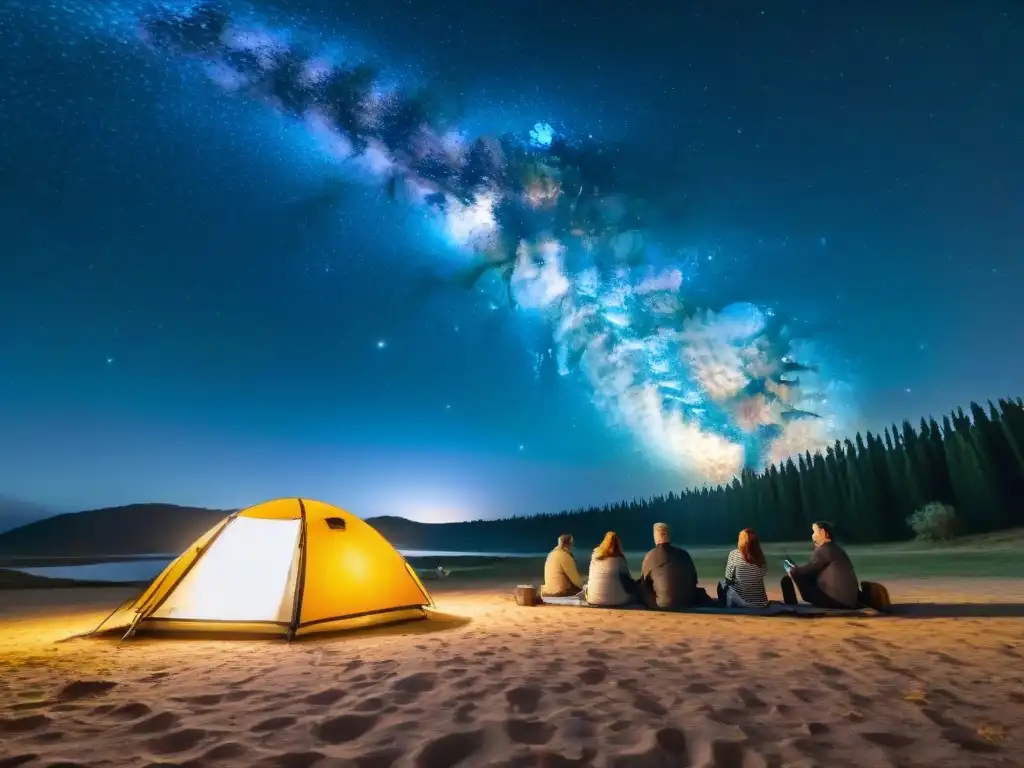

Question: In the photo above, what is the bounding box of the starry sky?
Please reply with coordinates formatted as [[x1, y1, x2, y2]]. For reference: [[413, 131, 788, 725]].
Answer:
[[1, 1, 1021, 522]]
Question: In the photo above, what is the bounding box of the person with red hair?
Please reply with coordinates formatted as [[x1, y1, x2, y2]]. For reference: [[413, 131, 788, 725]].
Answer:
[[719, 528, 769, 608], [584, 531, 635, 606]]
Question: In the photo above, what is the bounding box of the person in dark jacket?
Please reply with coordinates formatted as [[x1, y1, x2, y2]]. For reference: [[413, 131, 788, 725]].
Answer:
[[781, 521, 860, 609], [639, 522, 708, 609]]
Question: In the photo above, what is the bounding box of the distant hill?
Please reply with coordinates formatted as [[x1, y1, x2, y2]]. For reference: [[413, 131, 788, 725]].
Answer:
[[0, 504, 233, 558], [365, 513, 632, 552], [0, 496, 54, 534], [0, 503, 565, 560], [0, 501, 667, 560], [0, 567, 136, 589], [363, 515, 545, 552]]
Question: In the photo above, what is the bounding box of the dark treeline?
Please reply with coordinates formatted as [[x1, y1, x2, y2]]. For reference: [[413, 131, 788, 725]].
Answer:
[[375, 397, 1024, 551], [5, 398, 1021, 557]]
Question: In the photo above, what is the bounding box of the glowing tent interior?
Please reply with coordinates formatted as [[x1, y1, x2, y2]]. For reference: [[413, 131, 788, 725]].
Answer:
[[87, 498, 434, 639]]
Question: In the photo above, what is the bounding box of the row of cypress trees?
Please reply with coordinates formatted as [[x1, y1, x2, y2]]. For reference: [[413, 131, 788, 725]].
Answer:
[[503, 397, 1024, 547]]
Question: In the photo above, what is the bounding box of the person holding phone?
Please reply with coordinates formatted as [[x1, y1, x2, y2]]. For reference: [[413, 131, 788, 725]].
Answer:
[[781, 521, 860, 609]]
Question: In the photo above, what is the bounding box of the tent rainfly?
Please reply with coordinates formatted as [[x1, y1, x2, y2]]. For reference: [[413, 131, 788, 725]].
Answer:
[[87, 498, 434, 639]]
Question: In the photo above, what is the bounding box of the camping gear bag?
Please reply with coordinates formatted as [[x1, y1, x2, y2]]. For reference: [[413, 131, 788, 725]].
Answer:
[[515, 585, 538, 607], [859, 581, 892, 613]]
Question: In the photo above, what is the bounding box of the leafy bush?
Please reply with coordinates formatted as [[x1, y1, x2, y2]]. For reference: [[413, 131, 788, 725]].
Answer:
[[906, 502, 958, 542]]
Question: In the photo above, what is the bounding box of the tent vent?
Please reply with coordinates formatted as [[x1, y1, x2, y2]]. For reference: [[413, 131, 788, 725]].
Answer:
[[325, 517, 346, 531]]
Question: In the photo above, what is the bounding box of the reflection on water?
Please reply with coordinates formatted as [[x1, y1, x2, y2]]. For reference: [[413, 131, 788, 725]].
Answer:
[[16, 560, 170, 583], [14, 550, 543, 583], [399, 550, 544, 559]]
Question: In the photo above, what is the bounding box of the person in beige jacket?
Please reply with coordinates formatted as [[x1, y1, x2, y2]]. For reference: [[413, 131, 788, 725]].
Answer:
[[540, 534, 584, 597]]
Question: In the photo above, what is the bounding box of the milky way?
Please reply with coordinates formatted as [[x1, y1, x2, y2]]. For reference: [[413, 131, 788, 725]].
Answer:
[[122, 2, 853, 482]]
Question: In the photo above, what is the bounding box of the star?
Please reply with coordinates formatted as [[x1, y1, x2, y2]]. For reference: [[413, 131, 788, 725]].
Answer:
[[105, 356, 114, 365], [518, 444, 525, 451], [376, 340, 386, 350]]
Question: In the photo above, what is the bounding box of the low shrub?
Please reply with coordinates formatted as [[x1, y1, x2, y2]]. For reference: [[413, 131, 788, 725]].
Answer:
[[906, 502, 958, 542]]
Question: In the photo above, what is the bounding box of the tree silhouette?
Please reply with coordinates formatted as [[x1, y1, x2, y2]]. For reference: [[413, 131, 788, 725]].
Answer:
[[381, 396, 1024, 552]]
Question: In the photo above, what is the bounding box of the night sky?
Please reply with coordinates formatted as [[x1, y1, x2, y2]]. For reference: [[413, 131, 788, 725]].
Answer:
[[1, 1, 1021, 522]]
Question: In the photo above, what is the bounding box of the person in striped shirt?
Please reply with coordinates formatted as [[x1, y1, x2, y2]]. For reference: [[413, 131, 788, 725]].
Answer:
[[718, 528, 769, 608]]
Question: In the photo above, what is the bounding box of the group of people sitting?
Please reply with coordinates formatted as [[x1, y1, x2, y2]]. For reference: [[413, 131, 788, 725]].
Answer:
[[540, 520, 862, 611]]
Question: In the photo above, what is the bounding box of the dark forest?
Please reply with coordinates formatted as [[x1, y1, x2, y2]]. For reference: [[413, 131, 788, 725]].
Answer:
[[3, 398, 1022, 557], [371, 397, 1024, 551]]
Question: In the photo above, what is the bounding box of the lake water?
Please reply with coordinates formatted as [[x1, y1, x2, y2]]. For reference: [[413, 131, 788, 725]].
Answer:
[[13, 549, 544, 583]]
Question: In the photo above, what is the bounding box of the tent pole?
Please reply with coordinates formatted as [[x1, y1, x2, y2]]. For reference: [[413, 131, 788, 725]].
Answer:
[[140, 512, 238, 621], [120, 612, 143, 642], [286, 498, 309, 642], [77, 596, 133, 640]]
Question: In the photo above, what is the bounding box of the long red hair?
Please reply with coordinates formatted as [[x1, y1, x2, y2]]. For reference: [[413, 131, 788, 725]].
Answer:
[[738, 528, 766, 568], [593, 531, 624, 560]]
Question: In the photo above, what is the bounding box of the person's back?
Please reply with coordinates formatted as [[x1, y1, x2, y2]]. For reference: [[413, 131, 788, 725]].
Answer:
[[783, 522, 859, 609], [805, 540, 858, 607], [585, 532, 633, 606], [723, 549, 768, 608], [541, 534, 583, 597], [640, 523, 699, 609], [720, 528, 768, 609]]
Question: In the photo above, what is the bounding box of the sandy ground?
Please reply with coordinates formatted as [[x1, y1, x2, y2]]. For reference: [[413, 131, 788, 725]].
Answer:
[[1, 579, 1023, 768]]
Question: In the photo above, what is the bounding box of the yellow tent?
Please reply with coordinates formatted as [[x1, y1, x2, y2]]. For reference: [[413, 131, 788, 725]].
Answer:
[[89, 498, 434, 639]]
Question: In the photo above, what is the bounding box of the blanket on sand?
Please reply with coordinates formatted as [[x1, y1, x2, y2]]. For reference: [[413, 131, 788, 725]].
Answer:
[[541, 594, 869, 617]]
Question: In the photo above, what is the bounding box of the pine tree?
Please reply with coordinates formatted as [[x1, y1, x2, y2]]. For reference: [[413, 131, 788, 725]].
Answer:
[[901, 420, 934, 501], [797, 454, 816, 533], [761, 464, 783, 540], [837, 437, 869, 541], [884, 428, 923, 527], [999, 399, 1024, 460], [925, 418, 954, 502], [863, 431, 900, 537], [776, 458, 805, 539], [810, 451, 839, 530], [452, 393, 1024, 549], [845, 458, 871, 543], [945, 431, 1002, 533]]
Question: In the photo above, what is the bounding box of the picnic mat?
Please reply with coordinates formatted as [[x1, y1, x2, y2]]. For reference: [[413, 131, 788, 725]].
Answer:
[[540, 594, 869, 617]]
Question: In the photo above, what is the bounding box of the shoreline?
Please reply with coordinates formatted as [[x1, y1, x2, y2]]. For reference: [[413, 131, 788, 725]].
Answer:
[[0, 568, 147, 590], [0, 554, 520, 591], [0, 552, 527, 570]]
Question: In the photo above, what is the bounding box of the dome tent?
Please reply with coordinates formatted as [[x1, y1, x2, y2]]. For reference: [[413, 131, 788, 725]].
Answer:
[[88, 498, 434, 640]]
